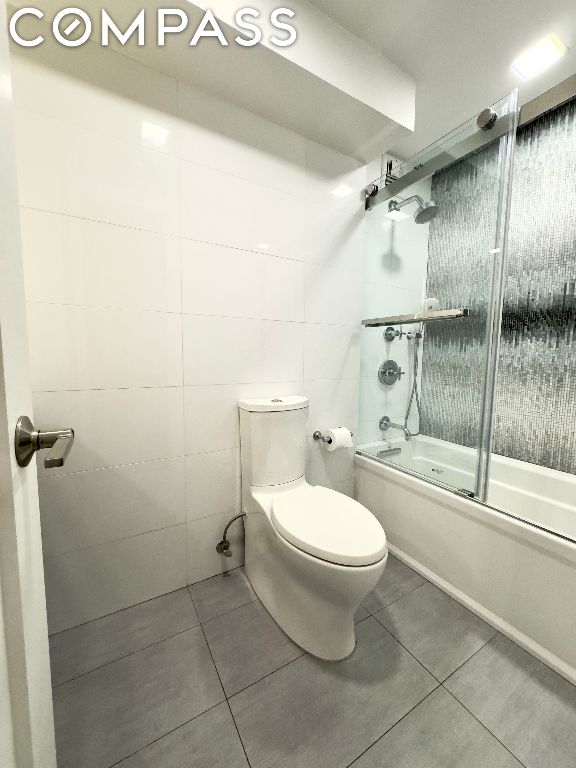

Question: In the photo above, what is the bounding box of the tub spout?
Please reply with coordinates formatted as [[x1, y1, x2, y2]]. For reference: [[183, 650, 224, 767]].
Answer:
[[379, 416, 411, 441]]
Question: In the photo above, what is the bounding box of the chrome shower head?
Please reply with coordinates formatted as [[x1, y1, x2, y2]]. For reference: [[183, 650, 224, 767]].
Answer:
[[388, 195, 439, 224], [414, 200, 439, 224]]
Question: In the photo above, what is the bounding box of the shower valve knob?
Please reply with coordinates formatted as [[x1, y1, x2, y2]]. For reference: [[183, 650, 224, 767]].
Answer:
[[378, 360, 403, 385]]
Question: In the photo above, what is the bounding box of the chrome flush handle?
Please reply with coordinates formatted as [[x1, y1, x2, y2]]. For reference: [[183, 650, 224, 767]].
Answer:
[[15, 416, 75, 468]]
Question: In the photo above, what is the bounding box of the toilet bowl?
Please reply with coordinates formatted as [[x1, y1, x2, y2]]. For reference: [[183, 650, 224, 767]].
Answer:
[[239, 396, 387, 661]]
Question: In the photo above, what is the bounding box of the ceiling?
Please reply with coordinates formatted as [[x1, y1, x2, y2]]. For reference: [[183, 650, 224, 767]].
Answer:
[[309, 0, 576, 160]]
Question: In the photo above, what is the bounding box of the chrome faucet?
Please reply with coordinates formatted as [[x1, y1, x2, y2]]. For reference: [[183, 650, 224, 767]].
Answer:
[[379, 416, 411, 441]]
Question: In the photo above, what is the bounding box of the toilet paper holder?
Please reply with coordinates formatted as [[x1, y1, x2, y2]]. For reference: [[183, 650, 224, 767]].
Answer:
[[313, 429, 353, 444]]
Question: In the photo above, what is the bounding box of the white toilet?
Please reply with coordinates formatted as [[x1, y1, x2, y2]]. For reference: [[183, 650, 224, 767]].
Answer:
[[239, 396, 388, 661]]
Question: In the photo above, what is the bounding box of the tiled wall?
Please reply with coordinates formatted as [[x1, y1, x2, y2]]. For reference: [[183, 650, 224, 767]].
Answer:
[[358, 179, 431, 445], [11, 41, 364, 633]]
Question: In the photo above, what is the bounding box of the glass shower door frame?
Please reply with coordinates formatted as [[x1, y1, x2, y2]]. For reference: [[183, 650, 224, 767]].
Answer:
[[475, 89, 519, 501], [359, 89, 520, 500]]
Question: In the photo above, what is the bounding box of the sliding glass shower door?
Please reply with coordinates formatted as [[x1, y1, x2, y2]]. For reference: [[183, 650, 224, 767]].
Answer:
[[357, 91, 519, 499]]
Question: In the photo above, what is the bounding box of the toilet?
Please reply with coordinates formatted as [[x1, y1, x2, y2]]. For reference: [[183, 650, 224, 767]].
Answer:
[[239, 396, 388, 661]]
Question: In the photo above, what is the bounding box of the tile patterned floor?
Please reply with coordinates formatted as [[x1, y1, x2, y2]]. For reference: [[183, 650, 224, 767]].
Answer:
[[49, 555, 576, 768]]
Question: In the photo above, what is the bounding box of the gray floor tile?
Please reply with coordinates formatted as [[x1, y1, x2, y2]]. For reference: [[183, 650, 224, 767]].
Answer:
[[229, 617, 437, 768], [189, 568, 256, 623], [361, 555, 427, 614], [203, 601, 303, 696], [53, 627, 224, 768], [445, 633, 576, 768], [375, 582, 497, 681], [350, 687, 522, 768], [117, 703, 249, 768], [50, 589, 198, 686], [355, 604, 370, 623]]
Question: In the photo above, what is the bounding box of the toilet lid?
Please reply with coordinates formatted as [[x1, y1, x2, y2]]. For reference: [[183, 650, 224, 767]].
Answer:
[[272, 486, 387, 567]]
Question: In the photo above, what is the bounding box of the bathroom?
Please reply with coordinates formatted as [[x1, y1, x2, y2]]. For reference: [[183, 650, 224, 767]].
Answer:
[[0, 1, 575, 767]]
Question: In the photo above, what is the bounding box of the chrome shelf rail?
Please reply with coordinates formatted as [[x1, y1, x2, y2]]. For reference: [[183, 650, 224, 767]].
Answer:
[[362, 308, 469, 328]]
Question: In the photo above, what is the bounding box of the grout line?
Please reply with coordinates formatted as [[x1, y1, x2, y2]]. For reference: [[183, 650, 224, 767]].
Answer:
[[441, 632, 499, 685], [369, 614, 444, 685], [107, 700, 225, 768], [48, 583, 195, 638], [52, 624, 201, 689], [43, 520, 187, 561], [197, 619, 253, 767], [441, 687, 529, 768], [197, 596, 258, 628], [360, 580, 429, 619], [345, 686, 440, 768], [226, 650, 307, 701], [191, 587, 306, 700], [20, 204, 358, 267], [28, 295, 363, 328]]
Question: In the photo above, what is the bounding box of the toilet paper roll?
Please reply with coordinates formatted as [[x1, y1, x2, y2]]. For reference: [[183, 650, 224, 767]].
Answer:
[[324, 427, 354, 452]]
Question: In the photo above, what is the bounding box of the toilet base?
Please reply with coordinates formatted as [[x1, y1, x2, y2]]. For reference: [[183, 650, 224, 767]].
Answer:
[[244, 485, 388, 661]]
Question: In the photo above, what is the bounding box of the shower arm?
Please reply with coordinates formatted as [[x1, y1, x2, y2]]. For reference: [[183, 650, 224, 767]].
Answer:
[[388, 195, 425, 212]]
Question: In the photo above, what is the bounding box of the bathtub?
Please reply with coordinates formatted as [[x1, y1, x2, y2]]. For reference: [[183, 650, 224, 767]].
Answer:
[[355, 442, 576, 684], [358, 435, 576, 540]]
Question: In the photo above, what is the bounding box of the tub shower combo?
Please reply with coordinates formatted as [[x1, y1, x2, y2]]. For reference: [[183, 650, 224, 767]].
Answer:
[[356, 84, 576, 682]]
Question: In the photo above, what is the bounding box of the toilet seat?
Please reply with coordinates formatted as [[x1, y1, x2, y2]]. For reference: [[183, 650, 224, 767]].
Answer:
[[271, 485, 387, 567]]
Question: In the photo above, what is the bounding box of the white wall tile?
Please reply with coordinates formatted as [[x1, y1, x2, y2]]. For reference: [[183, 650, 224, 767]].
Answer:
[[183, 381, 303, 455], [303, 202, 364, 272], [39, 458, 186, 557], [21, 209, 181, 312], [186, 449, 240, 522], [306, 438, 355, 488], [33, 387, 185, 476], [304, 323, 360, 381], [364, 178, 432, 290], [359, 324, 412, 379], [27, 304, 183, 391], [182, 316, 303, 386], [44, 525, 187, 633], [14, 49, 367, 612], [15, 109, 179, 234], [181, 240, 304, 321], [12, 49, 179, 155], [305, 140, 365, 207], [178, 83, 307, 195], [363, 283, 423, 319], [187, 514, 244, 585], [304, 378, 359, 438], [179, 161, 308, 260], [305, 263, 363, 326]]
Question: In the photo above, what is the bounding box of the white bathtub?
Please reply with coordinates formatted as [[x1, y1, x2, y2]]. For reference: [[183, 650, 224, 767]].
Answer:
[[358, 435, 576, 540], [355, 446, 576, 684]]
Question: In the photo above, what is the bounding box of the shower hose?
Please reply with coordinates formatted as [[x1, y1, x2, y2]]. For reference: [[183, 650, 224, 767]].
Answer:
[[404, 327, 422, 438]]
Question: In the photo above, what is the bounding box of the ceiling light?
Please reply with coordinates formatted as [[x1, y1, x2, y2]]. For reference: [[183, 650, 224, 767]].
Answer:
[[331, 183, 354, 199], [511, 34, 567, 81]]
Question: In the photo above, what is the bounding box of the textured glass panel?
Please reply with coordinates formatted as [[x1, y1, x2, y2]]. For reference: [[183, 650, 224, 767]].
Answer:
[[421, 98, 576, 477], [420, 144, 500, 448]]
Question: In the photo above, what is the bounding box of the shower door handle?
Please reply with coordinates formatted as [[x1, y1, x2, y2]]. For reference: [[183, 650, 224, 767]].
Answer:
[[15, 416, 75, 468]]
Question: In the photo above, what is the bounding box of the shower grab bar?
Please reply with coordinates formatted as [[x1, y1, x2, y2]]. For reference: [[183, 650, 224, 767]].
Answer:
[[362, 308, 469, 328]]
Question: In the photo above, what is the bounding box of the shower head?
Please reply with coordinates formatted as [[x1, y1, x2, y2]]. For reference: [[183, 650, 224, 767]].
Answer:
[[414, 200, 439, 224], [388, 195, 439, 224]]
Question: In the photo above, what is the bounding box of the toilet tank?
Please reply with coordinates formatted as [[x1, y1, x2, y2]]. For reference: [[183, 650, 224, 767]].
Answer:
[[239, 397, 308, 487]]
